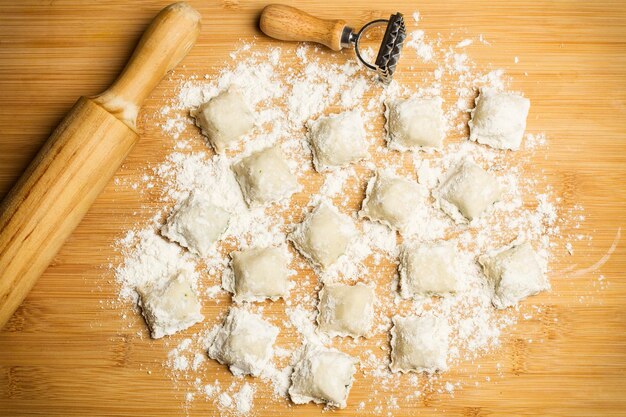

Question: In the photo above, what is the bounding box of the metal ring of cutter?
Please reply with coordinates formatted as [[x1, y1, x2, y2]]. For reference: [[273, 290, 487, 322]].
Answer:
[[351, 19, 391, 71]]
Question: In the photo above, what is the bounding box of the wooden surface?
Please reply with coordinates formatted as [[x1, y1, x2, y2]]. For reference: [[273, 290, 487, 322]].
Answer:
[[0, 97, 138, 329], [0, 2, 200, 329], [260, 4, 348, 51], [1, 1, 625, 416]]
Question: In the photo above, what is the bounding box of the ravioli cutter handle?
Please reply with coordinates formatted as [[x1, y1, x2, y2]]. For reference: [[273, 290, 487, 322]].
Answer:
[[260, 4, 353, 51]]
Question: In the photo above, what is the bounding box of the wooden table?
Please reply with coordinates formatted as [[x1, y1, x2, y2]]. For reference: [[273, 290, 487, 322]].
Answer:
[[1, 1, 625, 416]]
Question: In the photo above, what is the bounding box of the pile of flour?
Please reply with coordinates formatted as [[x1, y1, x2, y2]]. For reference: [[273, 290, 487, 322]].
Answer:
[[111, 12, 586, 416]]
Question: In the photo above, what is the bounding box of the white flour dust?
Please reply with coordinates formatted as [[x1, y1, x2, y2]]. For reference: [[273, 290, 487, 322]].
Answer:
[[108, 11, 591, 416]]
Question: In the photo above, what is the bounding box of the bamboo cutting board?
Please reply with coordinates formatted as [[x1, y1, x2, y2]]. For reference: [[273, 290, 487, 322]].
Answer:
[[1, 1, 625, 416]]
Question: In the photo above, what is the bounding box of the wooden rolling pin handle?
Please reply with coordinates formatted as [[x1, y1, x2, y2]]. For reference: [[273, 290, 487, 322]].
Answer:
[[260, 4, 349, 51], [0, 2, 201, 329], [94, 2, 202, 130]]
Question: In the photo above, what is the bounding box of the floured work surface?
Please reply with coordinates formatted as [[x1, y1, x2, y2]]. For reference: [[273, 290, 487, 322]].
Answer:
[[0, 1, 625, 416]]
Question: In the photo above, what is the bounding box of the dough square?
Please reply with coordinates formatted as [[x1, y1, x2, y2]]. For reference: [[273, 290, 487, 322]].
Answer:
[[385, 96, 445, 150], [224, 246, 291, 303], [360, 171, 428, 233], [289, 344, 358, 409], [436, 159, 502, 223], [191, 88, 255, 153], [399, 240, 460, 298], [208, 307, 279, 377], [137, 271, 203, 339], [232, 146, 299, 207], [390, 315, 451, 374], [469, 87, 530, 150], [161, 191, 230, 257], [306, 111, 369, 172], [289, 202, 356, 269], [479, 241, 549, 309], [317, 283, 375, 338]]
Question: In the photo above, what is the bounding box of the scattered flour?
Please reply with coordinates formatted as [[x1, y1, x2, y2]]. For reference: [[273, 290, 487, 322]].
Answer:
[[218, 392, 233, 408], [107, 10, 590, 416], [405, 30, 434, 62], [456, 39, 473, 48], [234, 383, 255, 414]]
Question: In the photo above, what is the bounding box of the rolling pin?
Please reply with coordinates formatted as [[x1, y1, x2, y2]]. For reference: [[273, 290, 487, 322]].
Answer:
[[0, 2, 201, 329]]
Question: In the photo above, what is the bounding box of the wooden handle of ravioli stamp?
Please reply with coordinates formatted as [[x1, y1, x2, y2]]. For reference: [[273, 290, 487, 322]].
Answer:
[[260, 4, 348, 51], [0, 2, 201, 329]]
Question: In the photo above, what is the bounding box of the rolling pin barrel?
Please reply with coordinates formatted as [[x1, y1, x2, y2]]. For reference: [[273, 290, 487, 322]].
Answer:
[[259, 4, 350, 51], [0, 2, 201, 329]]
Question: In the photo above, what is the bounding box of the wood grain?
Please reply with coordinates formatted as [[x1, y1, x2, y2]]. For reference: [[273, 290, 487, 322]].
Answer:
[[1, 1, 625, 416], [0, 97, 138, 329], [260, 4, 348, 51], [0, 2, 201, 329]]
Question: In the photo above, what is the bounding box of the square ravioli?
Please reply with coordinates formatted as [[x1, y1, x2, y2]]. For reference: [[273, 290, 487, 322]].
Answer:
[[306, 111, 368, 172], [191, 88, 255, 153], [479, 241, 549, 309], [390, 315, 451, 374], [224, 246, 291, 303], [399, 240, 460, 298], [436, 159, 502, 223], [289, 202, 356, 269], [207, 307, 279, 377], [385, 96, 445, 150], [317, 283, 375, 338], [137, 271, 203, 339], [360, 171, 428, 233], [232, 146, 299, 207], [469, 87, 530, 150], [161, 191, 230, 257], [289, 345, 358, 409]]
